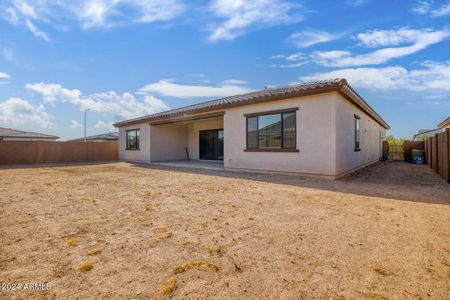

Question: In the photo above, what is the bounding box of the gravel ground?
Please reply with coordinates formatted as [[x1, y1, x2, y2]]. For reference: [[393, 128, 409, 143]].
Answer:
[[0, 161, 449, 300]]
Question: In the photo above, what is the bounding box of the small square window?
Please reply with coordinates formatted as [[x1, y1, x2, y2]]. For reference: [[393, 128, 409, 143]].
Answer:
[[126, 129, 140, 150]]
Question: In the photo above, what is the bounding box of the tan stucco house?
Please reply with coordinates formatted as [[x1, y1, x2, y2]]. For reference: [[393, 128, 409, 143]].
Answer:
[[113, 79, 390, 179]]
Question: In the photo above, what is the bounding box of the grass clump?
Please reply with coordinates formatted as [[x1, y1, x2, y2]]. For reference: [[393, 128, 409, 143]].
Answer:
[[198, 221, 208, 228], [86, 248, 101, 255], [159, 276, 177, 296], [153, 225, 169, 233], [171, 261, 219, 274], [77, 261, 94, 272], [149, 230, 173, 246], [67, 238, 78, 247], [372, 264, 393, 276], [207, 246, 222, 255]]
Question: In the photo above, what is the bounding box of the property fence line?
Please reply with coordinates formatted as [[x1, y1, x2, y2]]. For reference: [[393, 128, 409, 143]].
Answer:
[[0, 141, 118, 165], [382, 140, 424, 163], [403, 141, 425, 163], [425, 129, 450, 183]]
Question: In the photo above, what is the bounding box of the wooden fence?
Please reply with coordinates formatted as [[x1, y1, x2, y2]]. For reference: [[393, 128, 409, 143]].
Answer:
[[424, 129, 450, 183], [388, 144, 404, 161], [0, 141, 118, 165], [382, 140, 425, 162], [403, 141, 425, 163]]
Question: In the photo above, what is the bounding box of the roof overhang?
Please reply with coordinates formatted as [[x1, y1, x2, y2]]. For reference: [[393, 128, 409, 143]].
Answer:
[[149, 111, 225, 126], [114, 79, 390, 130], [437, 116, 450, 128]]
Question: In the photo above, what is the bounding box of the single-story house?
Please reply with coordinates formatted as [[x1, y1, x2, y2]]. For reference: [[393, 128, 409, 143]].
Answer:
[[412, 116, 450, 141], [113, 79, 390, 179], [437, 116, 450, 129], [68, 132, 119, 142], [0, 127, 59, 141]]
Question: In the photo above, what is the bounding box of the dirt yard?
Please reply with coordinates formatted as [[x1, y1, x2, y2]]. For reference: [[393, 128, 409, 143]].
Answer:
[[0, 162, 449, 299]]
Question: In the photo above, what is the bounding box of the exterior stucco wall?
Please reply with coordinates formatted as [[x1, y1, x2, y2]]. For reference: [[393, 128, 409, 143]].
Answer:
[[224, 93, 337, 176], [187, 117, 223, 160], [149, 123, 188, 162], [335, 94, 386, 176], [118, 123, 150, 163]]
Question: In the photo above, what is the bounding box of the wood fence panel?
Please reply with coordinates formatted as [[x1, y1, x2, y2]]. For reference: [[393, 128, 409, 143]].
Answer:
[[87, 142, 118, 161], [388, 145, 404, 161], [436, 130, 450, 183], [403, 141, 425, 163], [0, 141, 118, 165], [431, 136, 438, 172]]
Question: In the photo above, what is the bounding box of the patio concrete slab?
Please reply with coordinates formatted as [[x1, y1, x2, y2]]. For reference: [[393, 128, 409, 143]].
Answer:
[[152, 160, 224, 170]]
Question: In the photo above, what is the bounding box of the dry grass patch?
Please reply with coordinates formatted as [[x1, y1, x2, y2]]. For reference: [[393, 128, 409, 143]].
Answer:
[[153, 225, 170, 233], [66, 238, 78, 247], [77, 261, 94, 272], [149, 226, 173, 246], [207, 246, 222, 255], [171, 261, 219, 274], [198, 221, 208, 228], [372, 264, 393, 276], [159, 276, 177, 296], [86, 248, 101, 255]]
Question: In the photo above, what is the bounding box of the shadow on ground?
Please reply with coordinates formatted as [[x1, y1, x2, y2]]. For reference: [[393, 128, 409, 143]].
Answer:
[[132, 161, 450, 205]]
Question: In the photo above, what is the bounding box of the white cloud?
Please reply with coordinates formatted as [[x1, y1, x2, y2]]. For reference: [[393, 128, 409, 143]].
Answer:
[[74, 0, 184, 29], [431, 3, 450, 17], [208, 0, 302, 41], [70, 120, 82, 128], [286, 52, 304, 61], [271, 61, 308, 68], [299, 60, 450, 92], [0, 97, 53, 128], [289, 30, 339, 48], [0, 0, 184, 39], [26, 82, 82, 103], [269, 52, 308, 68], [138, 79, 252, 98], [26, 82, 170, 120], [0, 72, 10, 79], [221, 79, 248, 85], [312, 28, 450, 67], [94, 120, 115, 131], [411, 1, 431, 14], [412, 1, 450, 17]]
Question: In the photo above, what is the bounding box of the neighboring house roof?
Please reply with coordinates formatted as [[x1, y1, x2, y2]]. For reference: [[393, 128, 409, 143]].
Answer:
[[68, 132, 119, 142], [113, 78, 390, 129], [437, 116, 450, 128], [412, 128, 443, 141], [0, 127, 59, 140]]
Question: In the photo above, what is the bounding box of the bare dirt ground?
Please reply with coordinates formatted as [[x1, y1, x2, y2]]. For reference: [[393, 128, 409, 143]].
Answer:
[[0, 162, 449, 300]]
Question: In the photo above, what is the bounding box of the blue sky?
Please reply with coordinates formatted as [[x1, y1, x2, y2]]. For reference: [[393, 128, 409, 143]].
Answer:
[[0, 0, 449, 140]]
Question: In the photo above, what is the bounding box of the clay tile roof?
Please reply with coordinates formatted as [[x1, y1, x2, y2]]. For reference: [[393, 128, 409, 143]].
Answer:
[[67, 132, 119, 142], [114, 78, 390, 129], [437, 116, 450, 128], [0, 127, 59, 140]]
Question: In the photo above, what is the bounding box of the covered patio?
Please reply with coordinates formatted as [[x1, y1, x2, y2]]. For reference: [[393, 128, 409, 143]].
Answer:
[[149, 112, 224, 163]]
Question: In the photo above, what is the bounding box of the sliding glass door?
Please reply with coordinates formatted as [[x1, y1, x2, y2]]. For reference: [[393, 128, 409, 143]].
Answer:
[[199, 129, 224, 160]]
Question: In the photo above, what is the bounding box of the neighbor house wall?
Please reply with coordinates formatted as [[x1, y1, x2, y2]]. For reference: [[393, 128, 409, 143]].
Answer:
[[149, 123, 188, 162], [187, 117, 223, 160], [334, 93, 386, 176], [224, 92, 337, 177], [118, 123, 151, 163]]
